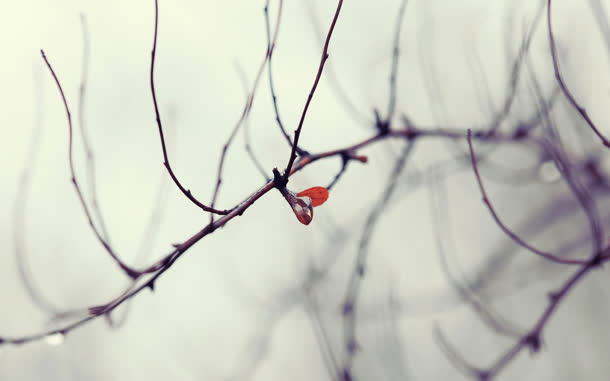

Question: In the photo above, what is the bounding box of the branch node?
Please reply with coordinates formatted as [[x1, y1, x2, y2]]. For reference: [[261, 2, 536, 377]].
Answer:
[[340, 369, 353, 381], [590, 253, 604, 268], [405, 126, 419, 140], [513, 127, 529, 140], [273, 167, 288, 189], [374, 109, 390, 135], [476, 370, 491, 381], [124, 267, 141, 280], [525, 332, 541, 353], [346, 337, 358, 354]]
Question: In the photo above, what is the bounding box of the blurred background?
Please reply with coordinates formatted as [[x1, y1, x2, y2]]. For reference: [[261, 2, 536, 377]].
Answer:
[[1, 0, 609, 379]]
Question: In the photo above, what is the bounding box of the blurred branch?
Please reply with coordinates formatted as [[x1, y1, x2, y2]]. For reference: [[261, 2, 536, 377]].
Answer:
[[467, 129, 590, 265], [264, 0, 307, 155], [209, 0, 284, 222], [480, 244, 610, 380], [547, 0, 610, 147], [41, 50, 140, 279], [235, 61, 269, 181], [341, 141, 415, 379], [386, 0, 409, 125]]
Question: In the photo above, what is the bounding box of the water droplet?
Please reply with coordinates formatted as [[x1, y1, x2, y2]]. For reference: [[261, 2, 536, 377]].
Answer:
[[44, 332, 65, 347], [292, 197, 313, 225], [539, 161, 560, 183]]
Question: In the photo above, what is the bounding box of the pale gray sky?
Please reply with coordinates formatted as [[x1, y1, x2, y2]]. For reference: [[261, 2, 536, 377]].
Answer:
[[1, 0, 609, 380]]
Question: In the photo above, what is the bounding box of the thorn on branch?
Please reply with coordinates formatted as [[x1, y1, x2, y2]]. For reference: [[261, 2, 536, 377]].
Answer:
[[476, 370, 491, 381], [584, 159, 605, 186], [346, 338, 358, 354], [340, 369, 353, 381], [374, 109, 390, 135], [356, 264, 365, 276], [89, 305, 108, 316], [468, 128, 490, 140], [513, 127, 529, 140], [524, 332, 541, 353], [342, 301, 354, 316]]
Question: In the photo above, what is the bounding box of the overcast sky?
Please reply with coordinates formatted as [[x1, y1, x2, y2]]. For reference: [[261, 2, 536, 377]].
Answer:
[[1, 1, 609, 380]]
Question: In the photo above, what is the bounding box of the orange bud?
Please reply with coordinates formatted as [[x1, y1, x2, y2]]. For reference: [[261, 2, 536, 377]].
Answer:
[[297, 187, 329, 207]]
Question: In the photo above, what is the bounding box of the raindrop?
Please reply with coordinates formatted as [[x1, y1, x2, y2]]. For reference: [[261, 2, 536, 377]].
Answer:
[[292, 197, 313, 225], [44, 332, 65, 347], [539, 161, 560, 183]]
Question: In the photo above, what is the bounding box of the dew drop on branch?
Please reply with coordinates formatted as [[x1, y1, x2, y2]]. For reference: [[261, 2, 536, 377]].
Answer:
[[44, 332, 65, 347], [538, 161, 560, 183]]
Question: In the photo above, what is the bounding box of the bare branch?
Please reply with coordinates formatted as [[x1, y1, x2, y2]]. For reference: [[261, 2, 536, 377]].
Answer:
[[234, 61, 269, 181], [208, 0, 284, 222], [386, 0, 409, 124], [341, 141, 415, 376], [283, 0, 344, 180], [481, 246, 610, 379], [264, 0, 307, 155], [467, 129, 589, 265], [40, 50, 139, 278], [547, 0, 610, 147]]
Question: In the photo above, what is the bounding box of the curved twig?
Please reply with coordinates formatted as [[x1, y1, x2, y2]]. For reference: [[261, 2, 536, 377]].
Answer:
[[149, 0, 230, 215], [547, 0, 610, 147], [41, 50, 140, 279]]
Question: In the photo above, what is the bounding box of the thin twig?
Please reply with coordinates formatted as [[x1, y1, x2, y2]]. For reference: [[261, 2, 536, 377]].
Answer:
[[434, 325, 483, 379], [303, 0, 371, 126], [386, 0, 409, 124], [149, 0, 230, 215], [78, 14, 112, 243], [326, 154, 349, 191], [234, 61, 269, 180], [283, 0, 344, 180], [481, 246, 610, 379], [303, 288, 340, 379], [484, 0, 545, 134], [264, 0, 306, 155], [13, 68, 61, 315], [547, 0, 610, 147], [108, 106, 178, 328], [526, 63, 605, 256], [429, 169, 523, 338], [587, 0, 610, 56], [208, 0, 284, 222], [467, 129, 590, 265], [341, 141, 415, 378], [41, 50, 140, 278]]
